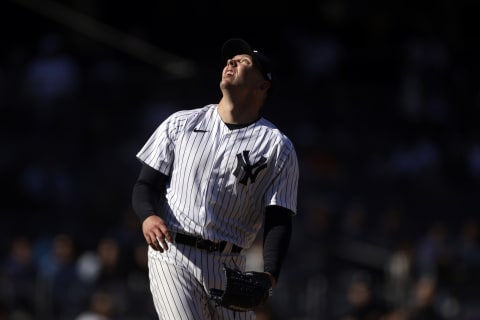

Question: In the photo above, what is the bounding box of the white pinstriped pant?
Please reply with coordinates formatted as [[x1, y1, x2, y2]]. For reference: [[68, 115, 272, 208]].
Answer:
[[147, 241, 255, 320]]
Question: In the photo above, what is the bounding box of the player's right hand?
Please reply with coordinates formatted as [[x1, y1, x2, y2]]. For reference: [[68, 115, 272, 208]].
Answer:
[[142, 215, 173, 252]]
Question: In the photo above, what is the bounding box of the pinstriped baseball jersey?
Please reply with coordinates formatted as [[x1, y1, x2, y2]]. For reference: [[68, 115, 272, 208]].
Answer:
[[136, 104, 299, 249]]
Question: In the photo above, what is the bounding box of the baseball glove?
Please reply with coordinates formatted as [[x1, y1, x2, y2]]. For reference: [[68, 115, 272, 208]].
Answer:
[[209, 264, 273, 312]]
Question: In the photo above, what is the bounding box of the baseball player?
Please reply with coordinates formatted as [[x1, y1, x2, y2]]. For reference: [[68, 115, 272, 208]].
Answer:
[[132, 38, 299, 319]]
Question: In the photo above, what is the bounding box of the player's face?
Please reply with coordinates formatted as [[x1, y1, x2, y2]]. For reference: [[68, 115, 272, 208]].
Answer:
[[221, 54, 265, 91]]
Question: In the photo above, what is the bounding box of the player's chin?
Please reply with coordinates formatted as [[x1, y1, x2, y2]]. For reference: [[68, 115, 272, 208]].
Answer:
[[220, 77, 234, 87]]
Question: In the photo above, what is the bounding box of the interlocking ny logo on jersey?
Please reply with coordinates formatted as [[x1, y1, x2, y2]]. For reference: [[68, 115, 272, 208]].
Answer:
[[233, 150, 267, 185]]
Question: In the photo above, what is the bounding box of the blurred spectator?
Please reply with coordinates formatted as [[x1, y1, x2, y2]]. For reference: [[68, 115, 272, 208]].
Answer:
[[94, 237, 126, 287], [450, 217, 480, 300], [408, 275, 445, 320], [34, 233, 81, 318], [75, 236, 132, 318], [1, 235, 37, 317], [74, 290, 113, 320], [125, 242, 157, 318], [384, 241, 414, 309], [337, 271, 389, 320], [90, 237, 129, 316], [414, 221, 453, 283]]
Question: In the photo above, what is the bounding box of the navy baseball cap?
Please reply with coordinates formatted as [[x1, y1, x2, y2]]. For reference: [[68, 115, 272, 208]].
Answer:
[[221, 38, 273, 85]]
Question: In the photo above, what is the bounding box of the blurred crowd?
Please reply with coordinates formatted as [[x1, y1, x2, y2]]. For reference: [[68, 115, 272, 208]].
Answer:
[[2, 2, 480, 320]]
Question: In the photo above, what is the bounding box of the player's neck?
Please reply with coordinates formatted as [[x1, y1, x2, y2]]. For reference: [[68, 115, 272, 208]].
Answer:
[[218, 96, 261, 125]]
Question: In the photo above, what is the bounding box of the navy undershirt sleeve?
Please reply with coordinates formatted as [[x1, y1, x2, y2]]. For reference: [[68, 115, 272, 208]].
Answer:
[[132, 163, 168, 223], [263, 205, 293, 282]]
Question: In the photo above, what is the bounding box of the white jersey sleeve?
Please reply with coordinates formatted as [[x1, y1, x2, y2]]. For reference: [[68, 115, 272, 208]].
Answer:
[[264, 137, 299, 214], [136, 108, 194, 175]]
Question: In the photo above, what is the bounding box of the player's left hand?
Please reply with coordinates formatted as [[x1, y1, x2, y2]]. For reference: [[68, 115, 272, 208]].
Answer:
[[142, 215, 173, 252]]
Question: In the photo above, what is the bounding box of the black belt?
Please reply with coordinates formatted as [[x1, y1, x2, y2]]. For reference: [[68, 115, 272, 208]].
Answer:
[[175, 233, 242, 253]]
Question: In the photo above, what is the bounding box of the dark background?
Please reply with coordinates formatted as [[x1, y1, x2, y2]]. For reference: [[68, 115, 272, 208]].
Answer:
[[1, 1, 480, 319]]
